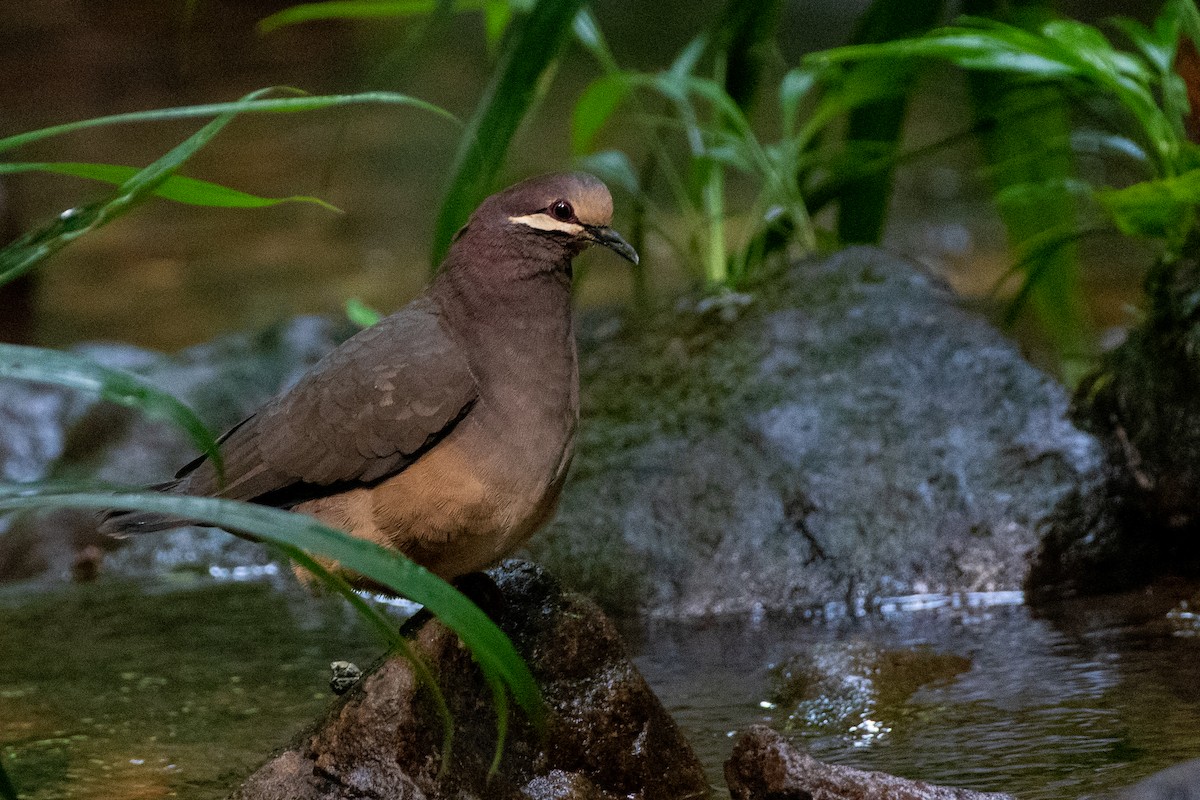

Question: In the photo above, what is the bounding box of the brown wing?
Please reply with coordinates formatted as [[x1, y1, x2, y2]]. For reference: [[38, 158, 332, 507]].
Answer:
[[179, 297, 477, 506]]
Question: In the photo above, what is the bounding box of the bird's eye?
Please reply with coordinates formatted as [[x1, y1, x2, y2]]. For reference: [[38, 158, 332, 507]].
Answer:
[[549, 200, 574, 222]]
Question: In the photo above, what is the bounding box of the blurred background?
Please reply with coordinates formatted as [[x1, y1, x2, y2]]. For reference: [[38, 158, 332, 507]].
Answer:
[[0, 0, 1155, 357]]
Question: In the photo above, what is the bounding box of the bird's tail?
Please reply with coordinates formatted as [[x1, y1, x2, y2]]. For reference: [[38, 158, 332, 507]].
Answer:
[[97, 479, 195, 536]]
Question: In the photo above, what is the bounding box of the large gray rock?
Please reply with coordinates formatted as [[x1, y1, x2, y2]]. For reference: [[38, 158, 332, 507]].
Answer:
[[232, 561, 711, 800], [530, 246, 1102, 616]]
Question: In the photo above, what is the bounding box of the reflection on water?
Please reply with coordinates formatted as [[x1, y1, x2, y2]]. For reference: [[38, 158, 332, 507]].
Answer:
[[3, 576, 1199, 798], [629, 585, 1200, 798], [0, 578, 379, 800]]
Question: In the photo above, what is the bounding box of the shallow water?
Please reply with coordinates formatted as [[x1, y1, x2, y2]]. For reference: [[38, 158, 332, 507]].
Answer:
[[2, 577, 1198, 799], [632, 586, 1200, 798]]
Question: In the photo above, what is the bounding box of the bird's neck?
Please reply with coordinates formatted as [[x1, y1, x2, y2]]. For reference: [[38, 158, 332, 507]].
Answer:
[[431, 248, 578, 387]]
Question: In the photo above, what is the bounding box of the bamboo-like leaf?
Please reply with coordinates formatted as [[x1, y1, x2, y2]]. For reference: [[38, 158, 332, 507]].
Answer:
[[0, 345, 223, 478], [0, 91, 457, 154], [0, 162, 341, 211], [1, 89, 453, 286], [572, 8, 618, 74], [1, 88, 274, 286], [430, 0, 586, 266], [257, 0, 505, 34], [0, 486, 546, 729]]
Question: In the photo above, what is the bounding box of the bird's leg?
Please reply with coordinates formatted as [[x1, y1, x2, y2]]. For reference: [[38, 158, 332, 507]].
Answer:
[[397, 571, 507, 638], [452, 571, 507, 618]]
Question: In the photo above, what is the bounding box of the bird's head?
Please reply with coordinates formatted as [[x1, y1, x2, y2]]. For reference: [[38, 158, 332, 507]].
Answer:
[[454, 173, 639, 275]]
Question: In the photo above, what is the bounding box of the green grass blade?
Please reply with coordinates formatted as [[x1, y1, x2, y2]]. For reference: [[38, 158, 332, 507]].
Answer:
[[0, 757, 16, 800], [277, 543, 455, 772], [0, 91, 457, 155], [0, 345, 224, 479], [430, 0, 586, 267], [572, 8, 619, 75], [836, 0, 945, 245], [0, 162, 341, 212], [258, 0, 491, 34], [0, 487, 546, 728], [0, 87, 275, 285], [485, 671, 509, 777]]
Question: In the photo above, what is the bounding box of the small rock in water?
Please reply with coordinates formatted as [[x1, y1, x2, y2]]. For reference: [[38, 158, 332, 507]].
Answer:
[[726, 724, 1014, 800], [328, 661, 362, 695]]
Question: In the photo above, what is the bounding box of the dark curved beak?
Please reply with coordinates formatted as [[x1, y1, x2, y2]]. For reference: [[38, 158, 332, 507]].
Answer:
[[587, 225, 639, 265]]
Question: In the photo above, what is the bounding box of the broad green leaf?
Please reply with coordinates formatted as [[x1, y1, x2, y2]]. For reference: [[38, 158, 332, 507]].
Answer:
[[963, 4, 1091, 379], [345, 297, 385, 328], [258, 0, 491, 33], [0, 91, 457, 155], [1098, 169, 1200, 244], [1069, 130, 1151, 165], [0, 486, 546, 729], [0, 162, 341, 212], [483, 1, 513, 52], [0, 344, 223, 478], [431, 0, 585, 266], [1109, 16, 1175, 75]]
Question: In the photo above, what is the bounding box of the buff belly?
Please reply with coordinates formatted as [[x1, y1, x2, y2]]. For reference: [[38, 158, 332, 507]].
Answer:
[[291, 432, 566, 585]]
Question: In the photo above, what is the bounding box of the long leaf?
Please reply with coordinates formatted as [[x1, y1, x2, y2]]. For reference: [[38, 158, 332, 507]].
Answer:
[[0, 91, 457, 154], [430, 0, 586, 266], [258, 0, 493, 34], [837, 0, 945, 244], [0, 345, 223, 478], [276, 543, 457, 772], [709, 0, 785, 112], [963, 0, 1091, 375], [0, 487, 545, 728], [0, 162, 340, 211], [0, 87, 274, 286]]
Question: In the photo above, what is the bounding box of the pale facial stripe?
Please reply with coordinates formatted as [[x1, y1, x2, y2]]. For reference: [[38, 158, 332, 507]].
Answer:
[[508, 212, 585, 235]]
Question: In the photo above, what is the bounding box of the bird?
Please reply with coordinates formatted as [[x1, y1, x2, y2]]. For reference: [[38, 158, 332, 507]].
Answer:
[[100, 172, 638, 586]]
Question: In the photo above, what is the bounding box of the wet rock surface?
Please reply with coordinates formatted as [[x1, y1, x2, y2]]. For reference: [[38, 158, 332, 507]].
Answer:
[[1111, 757, 1200, 799], [231, 560, 711, 800], [533, 246, 1101, 616], [725, 725, 1014, 800]]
